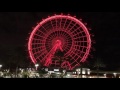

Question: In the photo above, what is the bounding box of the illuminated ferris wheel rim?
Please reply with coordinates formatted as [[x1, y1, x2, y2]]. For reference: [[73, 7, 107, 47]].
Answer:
[[28, 14, 91, 65]]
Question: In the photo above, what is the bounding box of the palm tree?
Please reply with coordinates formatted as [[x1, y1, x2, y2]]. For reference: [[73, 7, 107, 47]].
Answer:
[[94, 58, 105, 78]]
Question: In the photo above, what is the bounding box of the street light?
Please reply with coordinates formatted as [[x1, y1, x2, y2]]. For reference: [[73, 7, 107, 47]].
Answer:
[[35, 64, 39, 70], [0, 64, 2, 69]]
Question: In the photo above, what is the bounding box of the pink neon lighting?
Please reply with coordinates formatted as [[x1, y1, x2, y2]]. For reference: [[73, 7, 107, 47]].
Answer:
[[44, 40, 63, 66], [28, 14, 91, 70]]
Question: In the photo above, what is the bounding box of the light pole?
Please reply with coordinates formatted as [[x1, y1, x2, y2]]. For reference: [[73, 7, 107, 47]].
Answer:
[[35, 64, 39, 70]]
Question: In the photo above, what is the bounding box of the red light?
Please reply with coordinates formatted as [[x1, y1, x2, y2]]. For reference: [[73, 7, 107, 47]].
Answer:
[[28, 14, 92, 70]]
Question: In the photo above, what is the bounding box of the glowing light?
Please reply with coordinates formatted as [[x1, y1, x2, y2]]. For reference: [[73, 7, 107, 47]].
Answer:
[[76, 68, 80, 72], [35, 64, 39, 70], [45, 68, 48, 71], [63, 70, 66, 73], [82, 75, 86, 78], [104, 74, 106, 78], [113, 73, 117, 78], [67, 74, 70, 77], [0, 65, 2, 68], [82, 71, 86, 74], [87, 69, 90, 75], [28, 14, 92, 70], [82, 69, 86, 74], [54, 69, 59, 71]]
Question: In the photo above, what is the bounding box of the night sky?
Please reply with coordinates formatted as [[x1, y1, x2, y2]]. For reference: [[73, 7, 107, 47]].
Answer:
[[0, 12, 120, 70]]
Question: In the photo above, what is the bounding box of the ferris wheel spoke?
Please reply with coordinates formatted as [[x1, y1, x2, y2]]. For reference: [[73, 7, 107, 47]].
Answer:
[[65, 20, 72, 31], [73, 28, 84, 33], [36, 52, 47, 60], [59, 18, 62, 28], [37, 29, 46, 36], [32, 43, 44, 45], [69, 50, 82, 60], [41, 26, 48, 33], [32, 45, 46, 49], [70, 26, 81, 33], [50, 20, 54, 30], [70, 59, 80, 66], [56, 31, 59, 38], [55, 18, 57, 29], [62, 18, 67, 29], [34, 34, 45, 39], [32, 38, 44, 41], [67, 23, 77, 32], [63, 47, 70, 53], [74, 41, 88, 43], [33, 48, 47, 55], [74, 45, 87, 47], [73, 34, 87, 38], [31, 47, 43, 51]]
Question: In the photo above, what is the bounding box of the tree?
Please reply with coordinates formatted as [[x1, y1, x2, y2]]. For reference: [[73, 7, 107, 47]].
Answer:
[[93, 58, 105, 78]]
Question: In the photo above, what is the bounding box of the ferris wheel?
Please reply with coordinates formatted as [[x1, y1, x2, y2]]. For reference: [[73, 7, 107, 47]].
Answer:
[[28, 14, 91, 70]]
